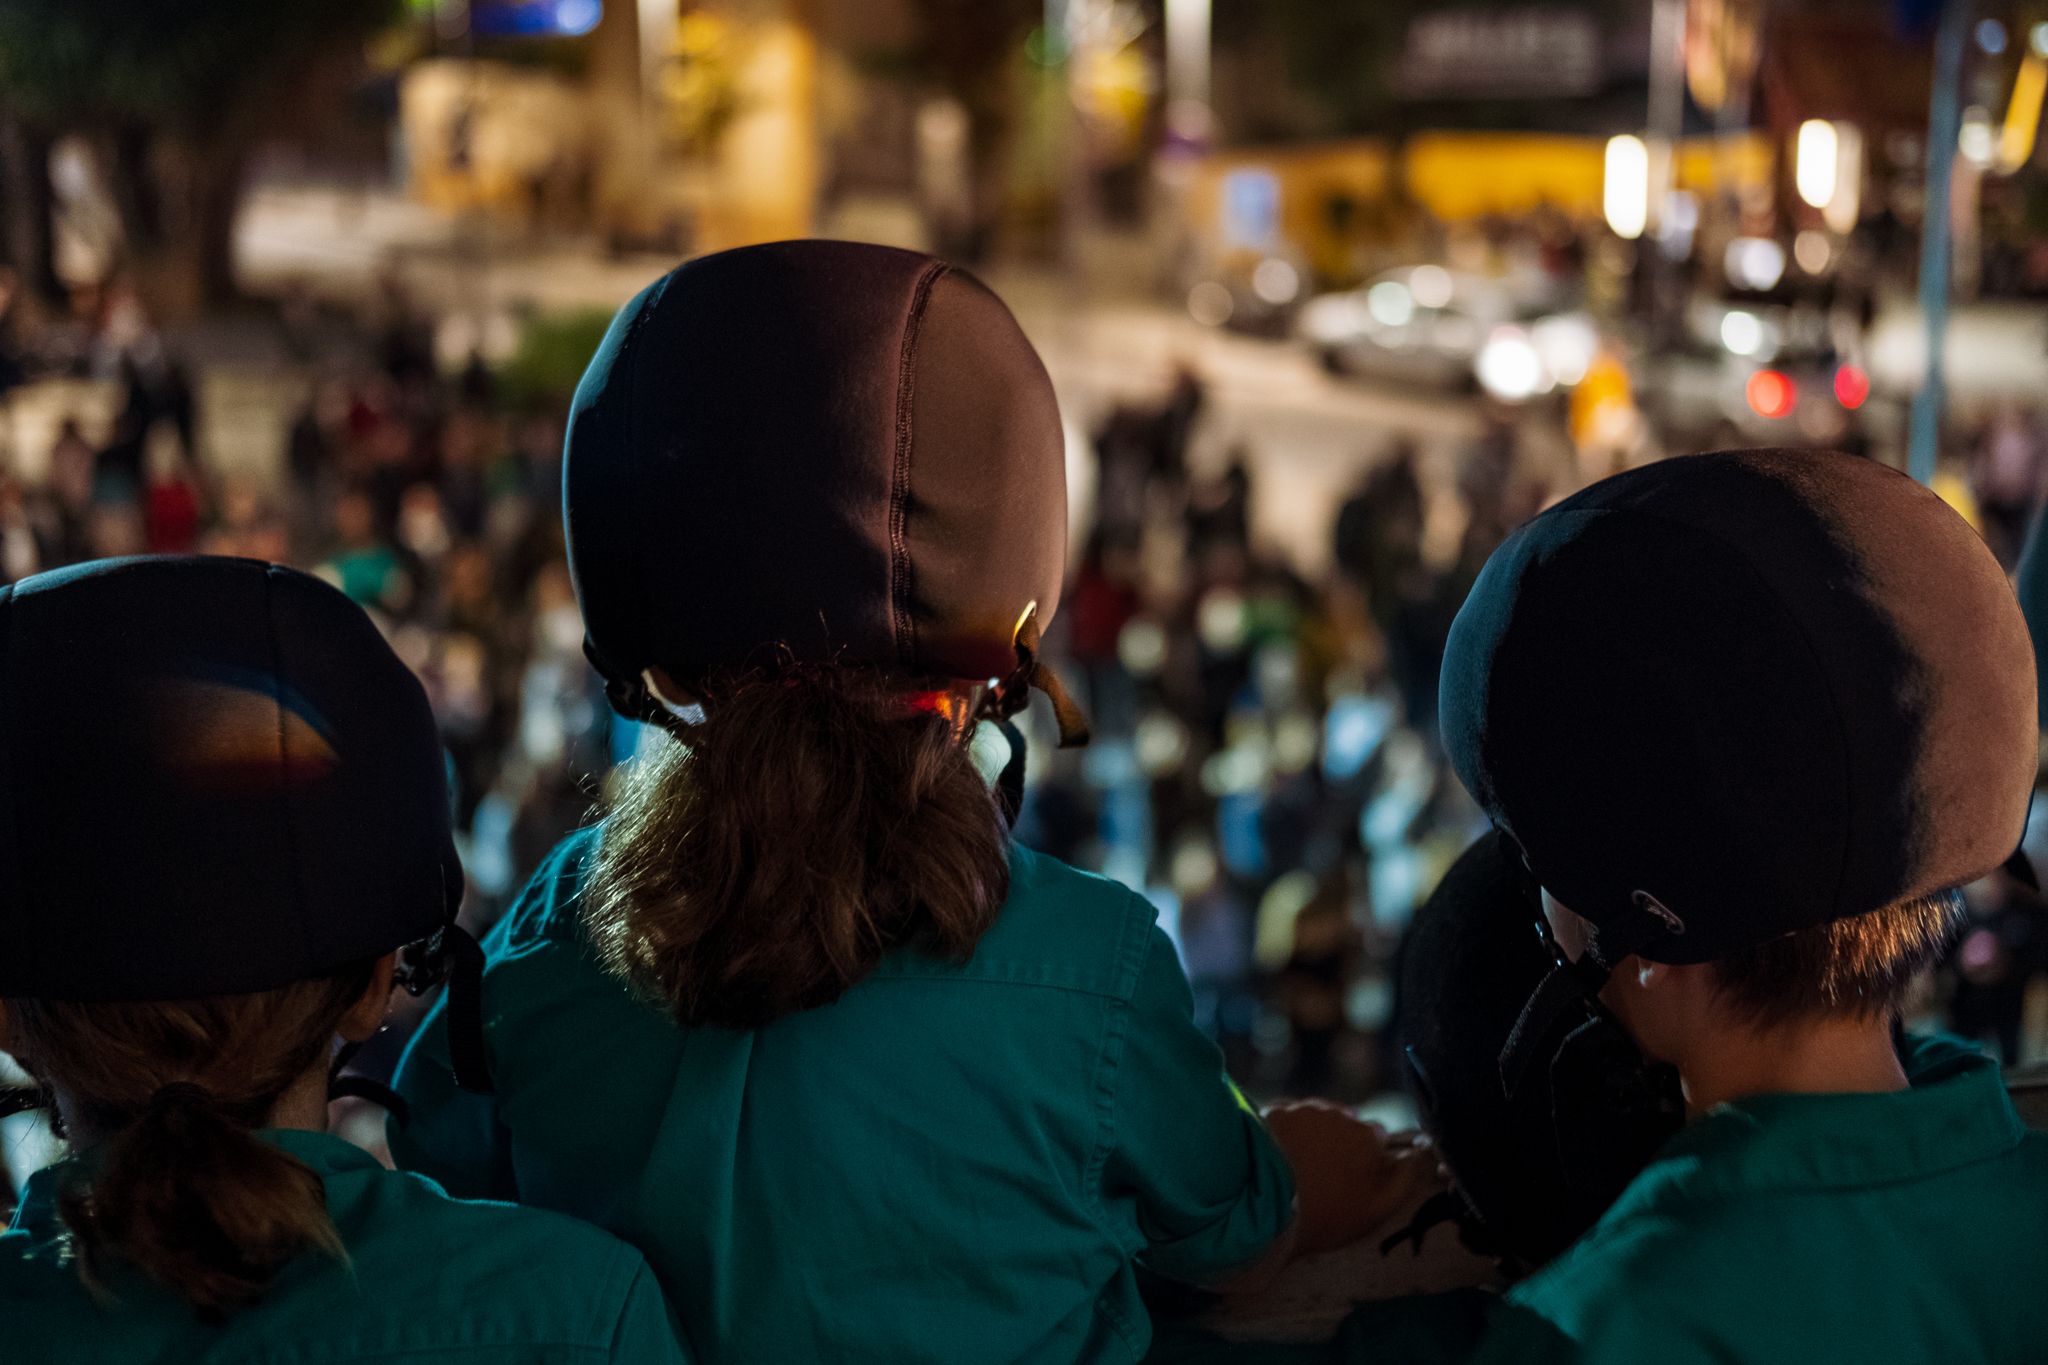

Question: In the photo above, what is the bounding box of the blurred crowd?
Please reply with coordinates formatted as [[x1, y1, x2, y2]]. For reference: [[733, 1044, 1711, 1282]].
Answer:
[[1, 271, 2044, 1106], [1020, 370, 2048, 1102]]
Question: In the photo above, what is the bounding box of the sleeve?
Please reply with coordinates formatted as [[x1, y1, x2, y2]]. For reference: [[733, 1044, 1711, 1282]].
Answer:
[[387, 988, 516, 1201], [605, 1258, 695, 1364], [387, 836, 586, 1198], [1101, 924, 1297, 1285]]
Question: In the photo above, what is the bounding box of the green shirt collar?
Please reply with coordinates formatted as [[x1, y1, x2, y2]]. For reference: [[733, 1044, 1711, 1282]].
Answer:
[[11, 1128, 374, 1240], [1611, 1033, 2024, 1218]]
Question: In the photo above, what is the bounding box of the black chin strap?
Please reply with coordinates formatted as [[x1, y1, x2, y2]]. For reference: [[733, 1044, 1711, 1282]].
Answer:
[[438, 924, 493, 1095], [394, 920, 495, 1096], [1498, 908, 1668, 1101], [327, 1042, 413, 1126], [332, 919, 496, 1126]]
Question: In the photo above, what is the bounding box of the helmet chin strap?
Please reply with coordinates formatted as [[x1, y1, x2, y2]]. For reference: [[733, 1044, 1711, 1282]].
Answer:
[[980, 604, 1090, 748], [1497, 880, 1672, 1102]]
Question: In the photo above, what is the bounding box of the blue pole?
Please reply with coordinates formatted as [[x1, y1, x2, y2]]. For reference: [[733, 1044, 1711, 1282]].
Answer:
[[1908, 0, 1972, 485]]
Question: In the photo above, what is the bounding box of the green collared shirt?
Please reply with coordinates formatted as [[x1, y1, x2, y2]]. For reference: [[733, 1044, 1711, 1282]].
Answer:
[[1149, 1035, 2048, 1365], [1467, 1033, 2048, 1364], [392, 827, 1294, 1365], [0, 1127, 690, 1364]]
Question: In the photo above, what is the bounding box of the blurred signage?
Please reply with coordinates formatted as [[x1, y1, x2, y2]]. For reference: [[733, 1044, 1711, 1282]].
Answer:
[[470, 0, 603, 38], [1402, 9, 1602, 98], [1220, 168, 1280, 251]]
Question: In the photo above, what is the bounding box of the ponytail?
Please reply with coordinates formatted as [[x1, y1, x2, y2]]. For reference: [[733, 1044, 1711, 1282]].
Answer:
[[6, 961, 375, 1319], [55, 1084, 342, 1317], [585, 666, 1010, 1028]]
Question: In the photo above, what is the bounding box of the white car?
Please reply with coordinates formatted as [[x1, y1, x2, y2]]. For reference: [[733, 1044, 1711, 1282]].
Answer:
[[1299, 266, 1594, 402]]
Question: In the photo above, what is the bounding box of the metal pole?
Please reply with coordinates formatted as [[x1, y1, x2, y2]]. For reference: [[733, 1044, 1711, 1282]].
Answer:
[[1646, 0, 1688, 231], [1164, 0, 1211, 113], [1909, 0, 1972, 486]]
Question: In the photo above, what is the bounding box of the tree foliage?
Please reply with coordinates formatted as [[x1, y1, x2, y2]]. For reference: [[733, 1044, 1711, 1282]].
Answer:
[[0, 0, 401, 309], [0, 0, 398, 133]]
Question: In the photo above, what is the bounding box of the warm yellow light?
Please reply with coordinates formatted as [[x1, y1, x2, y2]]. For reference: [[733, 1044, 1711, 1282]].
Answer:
[[1603, 135, 1649, 240], [1795, 120, 1837, 209], [2001, 52, 2048, 172]]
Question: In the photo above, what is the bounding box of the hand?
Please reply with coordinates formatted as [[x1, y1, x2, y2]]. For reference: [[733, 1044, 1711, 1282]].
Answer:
[[1262, 1101, 1444, 1256]]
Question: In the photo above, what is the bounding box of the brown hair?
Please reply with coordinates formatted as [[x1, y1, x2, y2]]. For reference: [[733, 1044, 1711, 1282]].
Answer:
[[583, 666, 1010, 1028], [4, 960, 377, 1319], [1709, 889, 1965, 1025]]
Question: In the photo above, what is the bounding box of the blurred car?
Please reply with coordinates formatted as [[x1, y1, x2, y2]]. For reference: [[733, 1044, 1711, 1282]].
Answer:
[[1298, 266, 1594, 402], [1184, 250, 1309, 340], [1644, 298, 1880, 448]]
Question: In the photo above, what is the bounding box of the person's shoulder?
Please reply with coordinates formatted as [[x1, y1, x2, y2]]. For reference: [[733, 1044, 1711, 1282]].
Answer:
[[1499, 1206, 1708, 1355], [342, 1160, 658, 1343], [878, 843, 1161, 1002], [0, 1168, 669, 1362], [489, 824, 606, 958]]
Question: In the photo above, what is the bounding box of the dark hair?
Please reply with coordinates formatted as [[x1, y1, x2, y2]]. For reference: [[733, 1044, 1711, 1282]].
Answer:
[[4, 960, 377, 1318], [1709, 889, 1965, 1025], [583, 666, 1010, 1028]]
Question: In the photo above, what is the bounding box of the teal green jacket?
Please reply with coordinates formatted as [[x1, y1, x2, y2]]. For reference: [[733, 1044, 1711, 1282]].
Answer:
[[1469, 1033, 2048, 1364], [0, 1127, 689, 1364], [392, 827, 1295, 1365]]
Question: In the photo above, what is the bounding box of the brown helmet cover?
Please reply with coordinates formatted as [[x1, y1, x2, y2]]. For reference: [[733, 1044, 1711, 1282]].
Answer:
[[1441, 448, 2037, 964], [565, 240, 1070, 724]]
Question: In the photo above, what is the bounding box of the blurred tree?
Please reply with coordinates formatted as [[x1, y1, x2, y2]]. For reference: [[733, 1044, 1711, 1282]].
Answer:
[[899, 0, 1041, 261], [0, 0, 400, 313], [0, 110, 60, 309], [496, 306, 615, 410]]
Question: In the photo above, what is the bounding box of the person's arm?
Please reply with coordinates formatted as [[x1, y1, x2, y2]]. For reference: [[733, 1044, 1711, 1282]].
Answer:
[[605, 1258, 694, 1364], [1100, 924, 1297, 1287], [389, 834, 593, 1196], [1260, 1102, 1446, 1262], [387, 987, 516, 1200]]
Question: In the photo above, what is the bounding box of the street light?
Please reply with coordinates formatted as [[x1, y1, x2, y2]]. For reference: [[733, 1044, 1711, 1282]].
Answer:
[[1164, 0, 1211, 115], [1823, 123, 1862, 234], [1795, 119, 1837, 209], [1604, 134, 1649, 240]]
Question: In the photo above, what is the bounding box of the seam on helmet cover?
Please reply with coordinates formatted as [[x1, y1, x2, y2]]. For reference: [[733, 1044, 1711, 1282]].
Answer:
[[889, 261, 949, 672]]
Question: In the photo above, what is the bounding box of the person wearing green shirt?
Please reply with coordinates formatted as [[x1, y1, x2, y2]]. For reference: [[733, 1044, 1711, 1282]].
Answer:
[[391, 241, 1426, 1364], [0, 556, 688, 1365], [1415, 449, 2048, 1364]]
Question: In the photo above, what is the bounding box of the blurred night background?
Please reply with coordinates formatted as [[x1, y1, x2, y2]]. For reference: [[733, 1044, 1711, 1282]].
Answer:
[[1, 0, 2046, 1164]]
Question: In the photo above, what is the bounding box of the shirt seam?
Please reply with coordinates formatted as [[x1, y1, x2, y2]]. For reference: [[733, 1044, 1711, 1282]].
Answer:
[[1082, 902, 1153, 1230], [1077, 904, 1153, 1360]]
